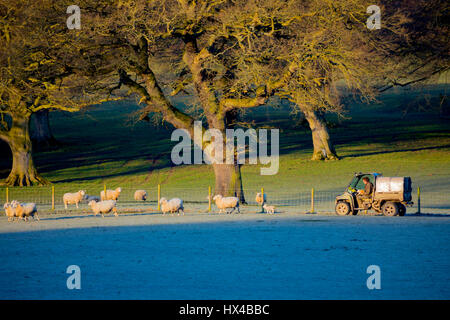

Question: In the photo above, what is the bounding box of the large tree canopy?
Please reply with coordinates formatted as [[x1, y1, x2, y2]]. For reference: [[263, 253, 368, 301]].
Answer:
[[0, 0, 118, 186], [77, 0, 302, 201], [238, 0, 449, 159]]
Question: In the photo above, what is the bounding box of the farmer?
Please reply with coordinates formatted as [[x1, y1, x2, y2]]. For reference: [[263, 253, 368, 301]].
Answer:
[[356, 177, 374, 208]]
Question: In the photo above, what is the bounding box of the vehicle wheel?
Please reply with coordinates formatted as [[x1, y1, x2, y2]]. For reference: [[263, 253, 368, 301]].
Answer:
[[335, 201, 351, 216], [382, 202, 399, 216], [398, 204, 406, 216]]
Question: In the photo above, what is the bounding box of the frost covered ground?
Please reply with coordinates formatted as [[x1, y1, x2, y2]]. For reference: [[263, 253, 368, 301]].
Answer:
[[0, 211, 449, 300]]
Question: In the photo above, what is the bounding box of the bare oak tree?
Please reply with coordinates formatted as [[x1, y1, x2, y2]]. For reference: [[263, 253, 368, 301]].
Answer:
[[78, 0, 300, 201], [0, 0, 114, 185], [266, 0, 448, 160]]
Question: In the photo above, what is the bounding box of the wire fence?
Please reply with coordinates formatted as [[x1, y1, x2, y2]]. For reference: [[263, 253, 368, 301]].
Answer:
[[0, 184, 448, 215]]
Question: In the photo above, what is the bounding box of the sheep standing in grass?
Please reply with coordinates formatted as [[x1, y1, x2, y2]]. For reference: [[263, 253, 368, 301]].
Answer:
[[255, 192, 267, 205], [134, 190, 148, 201], [84, 194, 100, 203], [89, 200, 118, 217], [263, 204, 275, 214], [101, 187, 122, 201], [213, 195, 240, 214], [159, 197, 184, 215], [14, 202, 39, 221], [63, 190, 86, 209], [3, 202, 17, 222]]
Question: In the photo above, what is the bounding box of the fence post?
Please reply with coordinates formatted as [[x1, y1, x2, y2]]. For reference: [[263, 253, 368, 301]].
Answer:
[[51, 185, 55, 211], [103, 183, 107, 200], [309, 188, 315, 214], [208, 186, 211, 212], [416, 187, 421, 215], [157, 184, 161, 211], [261, 187, 265, 213], [6, 187, 8, 203]]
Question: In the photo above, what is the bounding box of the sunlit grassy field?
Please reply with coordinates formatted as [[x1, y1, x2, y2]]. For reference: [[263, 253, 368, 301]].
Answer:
[[0, 85, 448, 211]]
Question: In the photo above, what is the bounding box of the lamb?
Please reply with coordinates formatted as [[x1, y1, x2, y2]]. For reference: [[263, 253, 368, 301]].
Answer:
[[255, 192, 267, 205], [134, 190, 148, 201], [101, 187, 122, 201], [213, 195, 240, 214], [263, 204, 275, 214], [89, 200, 118, 217], [63, 190, 86, 209], [3, 202, 17, 222], [84, 194, 100, 203], [14, 202, 39, 221], [159, 197, 184, 215]]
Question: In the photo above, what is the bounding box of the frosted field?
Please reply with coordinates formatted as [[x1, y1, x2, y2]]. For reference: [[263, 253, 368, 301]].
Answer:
[[0, 211, 449, 300]]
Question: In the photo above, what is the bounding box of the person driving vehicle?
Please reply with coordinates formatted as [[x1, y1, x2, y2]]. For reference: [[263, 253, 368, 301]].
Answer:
[[356, 177, 373, 208]]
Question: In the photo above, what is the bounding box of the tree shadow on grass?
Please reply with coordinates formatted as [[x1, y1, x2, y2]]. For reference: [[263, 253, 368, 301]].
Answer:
[[340, 144, 450, 159], [50, 158, 174, 183]]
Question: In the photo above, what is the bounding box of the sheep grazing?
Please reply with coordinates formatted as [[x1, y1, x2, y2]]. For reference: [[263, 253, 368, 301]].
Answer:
[[89, 200, 118, 217], [263, 204, 275, 214], [3, 202, 17, 222], [14, 202, 39, 221], [159, 197, 184, 215], [84, 194, 100, 203], [101, 187, 122, 201], [63, 190, 86, 209], [134, 190, 148, 201], [213, 195, 240, 214], [255, 192, 267, 205]]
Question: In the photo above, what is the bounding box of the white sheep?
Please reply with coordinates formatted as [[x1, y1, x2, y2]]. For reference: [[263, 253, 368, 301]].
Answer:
[[255, 192, 267, 205], [63, 190, 86, 209], [263, 204, 275, 214], [3, 202, 17, 222], [213, 195, 240, 214], [14, 202, 39, 221], [134, 190, 148, 201], [159, 197, 184, 215], [89, 200, 118, 217], [84, 194, 100, 203], [101, 187, 122, 201]]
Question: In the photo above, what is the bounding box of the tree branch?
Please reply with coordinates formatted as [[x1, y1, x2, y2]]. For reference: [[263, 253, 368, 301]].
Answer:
[[183, 40, 222, 116], [118, 69, 196, 134], [31, 104, 80, 113], [221, 61, 298, 111], [0, 127, 10, 142], [378, 66, 449, 92], [30, 96, 123, 113], [221, 96, 267, 110]]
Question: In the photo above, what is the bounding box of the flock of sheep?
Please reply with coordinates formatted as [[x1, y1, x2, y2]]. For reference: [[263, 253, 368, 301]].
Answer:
[[3, 200, 39, 222], [2, 188, 276, 222]]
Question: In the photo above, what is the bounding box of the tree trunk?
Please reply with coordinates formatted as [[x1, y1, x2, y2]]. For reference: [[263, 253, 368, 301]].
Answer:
[[1, 114, 49, 186], [213, 163, 246, 203], [304, 109, 339, 160], [31, 109, 58, 150]]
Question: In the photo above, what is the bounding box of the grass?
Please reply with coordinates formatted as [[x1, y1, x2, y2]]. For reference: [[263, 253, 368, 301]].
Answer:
[[0, 85, 449, 209]]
